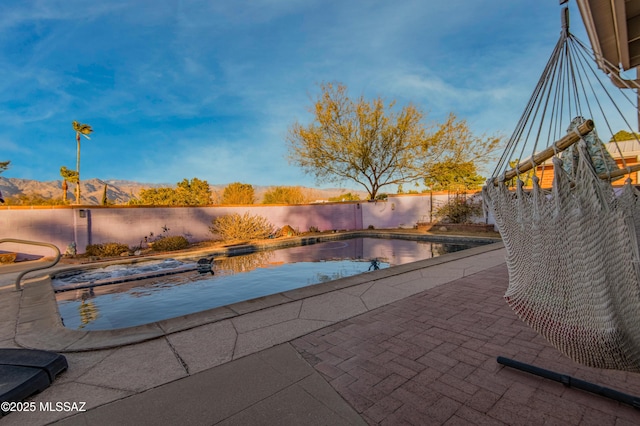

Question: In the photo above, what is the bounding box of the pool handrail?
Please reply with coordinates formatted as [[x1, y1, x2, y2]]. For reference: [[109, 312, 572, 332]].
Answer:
[[0, 238, 61, 291]]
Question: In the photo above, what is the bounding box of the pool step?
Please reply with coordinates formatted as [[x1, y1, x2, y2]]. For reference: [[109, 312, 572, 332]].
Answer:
[[53, 263, 199, 292]]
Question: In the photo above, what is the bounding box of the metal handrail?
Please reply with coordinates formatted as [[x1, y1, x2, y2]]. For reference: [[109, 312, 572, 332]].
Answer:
[[0, 238, 61, 291]]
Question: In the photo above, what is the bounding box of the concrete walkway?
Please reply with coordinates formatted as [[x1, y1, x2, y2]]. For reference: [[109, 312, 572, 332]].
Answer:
[[2, 242, 640, 425]]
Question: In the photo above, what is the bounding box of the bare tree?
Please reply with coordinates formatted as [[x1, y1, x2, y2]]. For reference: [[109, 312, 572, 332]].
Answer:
[[287, 83, 432, 200]]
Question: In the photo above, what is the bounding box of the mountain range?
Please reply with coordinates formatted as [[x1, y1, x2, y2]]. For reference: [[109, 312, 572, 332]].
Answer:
[[0, 177, 368, 205]]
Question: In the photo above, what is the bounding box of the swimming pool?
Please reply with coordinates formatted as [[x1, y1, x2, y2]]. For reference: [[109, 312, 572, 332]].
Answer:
[[54, 236, 487, 330]]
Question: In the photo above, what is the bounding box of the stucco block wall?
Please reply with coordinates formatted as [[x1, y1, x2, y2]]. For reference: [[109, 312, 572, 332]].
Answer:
[[361, 195, 431, 229], [0, 208, 76, 256], [0, 192, 492, 256]]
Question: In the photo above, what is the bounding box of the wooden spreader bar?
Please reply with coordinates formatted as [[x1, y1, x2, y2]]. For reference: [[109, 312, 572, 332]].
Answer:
[[492, 119, 594, 186], [598, 164, 640, 180]]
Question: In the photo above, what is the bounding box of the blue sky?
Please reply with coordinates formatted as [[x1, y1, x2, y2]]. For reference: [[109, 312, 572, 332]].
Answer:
[[0, 1, 593, 187]]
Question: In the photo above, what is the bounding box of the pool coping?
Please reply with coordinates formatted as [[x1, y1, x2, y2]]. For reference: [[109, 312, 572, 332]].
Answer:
[[15, 234, 504, 352]]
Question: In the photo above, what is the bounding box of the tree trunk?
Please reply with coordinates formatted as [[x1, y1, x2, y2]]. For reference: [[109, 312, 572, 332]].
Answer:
[[102, 184, 108, 206], [75, 133, 81, 203]]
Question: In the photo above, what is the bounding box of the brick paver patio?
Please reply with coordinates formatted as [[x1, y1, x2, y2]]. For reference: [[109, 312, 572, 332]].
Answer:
[[292, 264, 640, 425]]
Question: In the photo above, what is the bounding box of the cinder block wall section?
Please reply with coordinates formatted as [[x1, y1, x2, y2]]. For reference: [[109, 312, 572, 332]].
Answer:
[[0, 193, 493, 256]]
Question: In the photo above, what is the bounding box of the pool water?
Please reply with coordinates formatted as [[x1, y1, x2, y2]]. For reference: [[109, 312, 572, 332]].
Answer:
[[54, 237, 485, 330]]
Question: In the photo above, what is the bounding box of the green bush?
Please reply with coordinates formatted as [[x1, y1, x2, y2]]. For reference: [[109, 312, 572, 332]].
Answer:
[[151, 236, 190, 252], [85, 242, 130, 257], [210, 212, 274, 241], [434, 196, 483, 224]]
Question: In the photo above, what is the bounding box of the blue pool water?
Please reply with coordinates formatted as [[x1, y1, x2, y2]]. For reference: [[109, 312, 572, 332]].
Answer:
[[54, 237, 486, 330]]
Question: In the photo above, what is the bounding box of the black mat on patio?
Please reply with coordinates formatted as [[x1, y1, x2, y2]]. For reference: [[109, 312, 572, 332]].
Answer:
[[0, 348, 68, 416]]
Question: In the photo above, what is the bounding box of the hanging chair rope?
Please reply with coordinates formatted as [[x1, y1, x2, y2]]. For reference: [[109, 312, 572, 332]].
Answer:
[[483, 6, 640, 372]]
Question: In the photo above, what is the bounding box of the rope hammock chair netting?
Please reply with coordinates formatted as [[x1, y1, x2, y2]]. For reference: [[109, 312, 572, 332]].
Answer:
[[482, 7, 640, 372]]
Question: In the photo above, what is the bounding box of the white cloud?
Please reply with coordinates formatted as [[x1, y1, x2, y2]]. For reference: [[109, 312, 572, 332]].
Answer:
[[0, 138, 27, 154], [0, 0, 127, 30]]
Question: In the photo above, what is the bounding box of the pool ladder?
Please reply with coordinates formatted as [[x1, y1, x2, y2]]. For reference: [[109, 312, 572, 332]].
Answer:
[[0, 239, 61, 291]]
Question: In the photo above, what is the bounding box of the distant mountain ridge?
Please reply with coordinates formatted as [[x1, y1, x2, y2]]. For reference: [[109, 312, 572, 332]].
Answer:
[[0, 177, 367, 205], [0, 177, 160, 205]]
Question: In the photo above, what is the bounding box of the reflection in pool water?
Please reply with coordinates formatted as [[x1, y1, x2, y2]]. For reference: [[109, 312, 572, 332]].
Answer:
[[55, 237, 485, 330]]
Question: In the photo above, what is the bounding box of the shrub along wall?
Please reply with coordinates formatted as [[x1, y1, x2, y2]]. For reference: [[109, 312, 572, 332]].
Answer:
[[0, 192, 493, 255]]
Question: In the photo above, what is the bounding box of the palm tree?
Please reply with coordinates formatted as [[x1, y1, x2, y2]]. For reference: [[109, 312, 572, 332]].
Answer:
[[60, 166, 78, 203], [72, 121, 93, 203]]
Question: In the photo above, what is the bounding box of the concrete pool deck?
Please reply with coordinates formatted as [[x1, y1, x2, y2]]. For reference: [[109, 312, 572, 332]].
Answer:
[[1, 241, 640, 424]]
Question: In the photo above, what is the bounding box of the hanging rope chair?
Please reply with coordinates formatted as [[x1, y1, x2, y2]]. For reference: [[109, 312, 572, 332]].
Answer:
[[483, 7, 640, 372]]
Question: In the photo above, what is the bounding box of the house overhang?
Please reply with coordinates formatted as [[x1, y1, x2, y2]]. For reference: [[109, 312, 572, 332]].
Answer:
[[576, 0, 640, 72]]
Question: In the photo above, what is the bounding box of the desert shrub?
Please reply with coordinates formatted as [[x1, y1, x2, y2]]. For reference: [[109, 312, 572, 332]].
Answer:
[[262, 186, 308, 204], [151, 235, 190, 252], [210, 212, 274, 241], [434, 195, 483, 224], [85, 242, 130, 257], [0, 253, 17, 264], [277, 224, 298, 237], [328, 192, 360, 202]]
